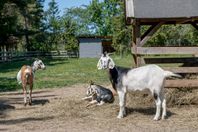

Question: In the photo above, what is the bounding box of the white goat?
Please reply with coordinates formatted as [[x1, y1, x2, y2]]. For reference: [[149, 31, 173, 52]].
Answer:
[[17, 59, 46, 106], [97, 53, 181, 120]]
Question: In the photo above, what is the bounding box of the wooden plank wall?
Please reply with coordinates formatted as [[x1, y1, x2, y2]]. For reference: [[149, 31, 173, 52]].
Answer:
[[132, 47, 198, 55]]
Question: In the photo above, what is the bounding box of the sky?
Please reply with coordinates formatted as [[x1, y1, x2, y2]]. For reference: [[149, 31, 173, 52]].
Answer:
[[44, 0, 92, 16]]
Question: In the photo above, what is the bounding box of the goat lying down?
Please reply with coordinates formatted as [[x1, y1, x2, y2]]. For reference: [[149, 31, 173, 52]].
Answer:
[[82, 82, 114, 107], [97, 53, 181, 120], [17, 59, 46, 106]]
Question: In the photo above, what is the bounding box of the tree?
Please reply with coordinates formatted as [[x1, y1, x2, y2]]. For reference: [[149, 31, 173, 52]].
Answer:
[[87, 0, 104, 35], [19, 0, 45, 51], [44, 0, 61, 51], [87, 0, 131, 54], [146, 25, 197, 47], [0, 0, 19, 50], [61, 14, 78, 51], [0, 0, 45, 52], [62, 7, 92, 36], [192, 26, 198, 45], [110, 0, 131, 55]]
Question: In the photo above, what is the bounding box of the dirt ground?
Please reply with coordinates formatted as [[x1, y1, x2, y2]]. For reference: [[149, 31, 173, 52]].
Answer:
[[0, 84, 198, 132]]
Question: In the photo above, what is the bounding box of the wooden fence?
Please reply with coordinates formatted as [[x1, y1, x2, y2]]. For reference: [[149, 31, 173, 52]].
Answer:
[[131, 47, 198, 88], [0, 51, 78, 62]]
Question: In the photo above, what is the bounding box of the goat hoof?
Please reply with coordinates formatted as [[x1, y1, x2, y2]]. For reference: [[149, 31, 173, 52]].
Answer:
[[153, 117, 160, 121], [117, 115, 124, 119], [162, 115, 167, 120], [123, 111, 126, 116], [24, 103, 27, 106], [29, 102, 32, 106]]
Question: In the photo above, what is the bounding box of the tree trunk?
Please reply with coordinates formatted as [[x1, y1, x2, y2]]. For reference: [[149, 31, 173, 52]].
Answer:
[[24, 10, 30, 51]]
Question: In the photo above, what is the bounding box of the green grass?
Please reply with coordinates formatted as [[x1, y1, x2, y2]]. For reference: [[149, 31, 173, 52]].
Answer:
[[0, 55, 133, 92]]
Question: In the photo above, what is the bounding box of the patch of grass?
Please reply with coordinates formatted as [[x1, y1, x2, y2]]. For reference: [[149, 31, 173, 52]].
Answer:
[[0, 55, 133, 92]]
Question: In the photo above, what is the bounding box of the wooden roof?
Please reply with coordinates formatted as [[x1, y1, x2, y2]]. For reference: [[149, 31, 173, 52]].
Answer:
[[125, 0, 198, 25]]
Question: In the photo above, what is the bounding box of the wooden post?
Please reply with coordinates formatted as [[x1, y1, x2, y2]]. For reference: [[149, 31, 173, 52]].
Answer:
[[132, 20, 141, 67], [140, 22, 164, 47]]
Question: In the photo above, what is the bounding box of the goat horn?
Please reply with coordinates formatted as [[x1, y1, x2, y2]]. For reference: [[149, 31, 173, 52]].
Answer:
[[34, 58, 39, 61], [107, 53, 114, 56], [89, 80, 94, 85]]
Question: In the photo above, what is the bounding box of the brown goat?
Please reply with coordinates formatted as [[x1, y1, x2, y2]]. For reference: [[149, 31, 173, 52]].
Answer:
[[17, 59, 46, 106]]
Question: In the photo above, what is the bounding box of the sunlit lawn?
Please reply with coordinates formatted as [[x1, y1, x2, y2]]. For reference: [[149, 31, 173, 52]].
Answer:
[[0, 55, 133, 92]]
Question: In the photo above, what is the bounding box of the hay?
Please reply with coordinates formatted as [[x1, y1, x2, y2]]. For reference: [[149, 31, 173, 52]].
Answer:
[[165, 73, 198, 106], [125, 88, 198, 107], [126, 90, 154, 107], [166, 88, 198, 106]]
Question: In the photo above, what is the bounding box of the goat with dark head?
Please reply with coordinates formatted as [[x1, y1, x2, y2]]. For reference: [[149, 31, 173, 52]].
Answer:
[[82, 81, 114, 107], [17, 59, 46, 106], [97, 53, 181, 120]]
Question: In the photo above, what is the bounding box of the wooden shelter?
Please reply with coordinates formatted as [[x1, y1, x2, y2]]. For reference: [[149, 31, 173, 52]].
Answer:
[[78, 36, 114, 58], [125, 0, 198, 88]]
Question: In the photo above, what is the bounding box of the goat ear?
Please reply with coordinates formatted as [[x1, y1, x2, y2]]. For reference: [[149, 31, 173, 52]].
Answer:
[[107, 53, 113, 56], [103, 51, 107, 56], [34, 58, 39, 61], [89, 80, 94, 85], [97, 59, 102, 70], [109, 58, 115, 69]]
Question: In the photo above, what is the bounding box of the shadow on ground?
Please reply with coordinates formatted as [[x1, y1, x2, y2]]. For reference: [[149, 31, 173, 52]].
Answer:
[[0, 116, 54, 125], [32, 99, 50, 106], [126, 107, 175, 119], [0, 100, 15, 118]]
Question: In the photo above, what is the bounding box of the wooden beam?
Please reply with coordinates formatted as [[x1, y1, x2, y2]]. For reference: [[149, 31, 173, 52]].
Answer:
[[132, 24, 137, 66], [125, 0, 134, 19], [139, 17, 198, 25], [132, 47, 198, 55], [165, 79, 198, 88], [140, 22, 164, 46], [176, 19, 191, 24], [163, 67, 198, 74], [141, 24, 157, 40], [126, 18, 134, 25], [144, 57, 198, 64], [134, 21, 141, 46]]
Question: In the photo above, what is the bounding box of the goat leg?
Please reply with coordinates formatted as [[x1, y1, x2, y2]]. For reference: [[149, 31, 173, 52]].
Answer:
[[82, 95, 92, 101], [86, 100, 97, 108], [29, 85, 33, 105], [97, 101, 105, 106], [23, 85, 27, 106]]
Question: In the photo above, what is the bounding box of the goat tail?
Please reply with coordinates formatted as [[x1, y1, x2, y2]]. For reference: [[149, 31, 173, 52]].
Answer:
[[164, 71, 182, 78], [25, 73, 30, 80], [17, 70, 22, 84]]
